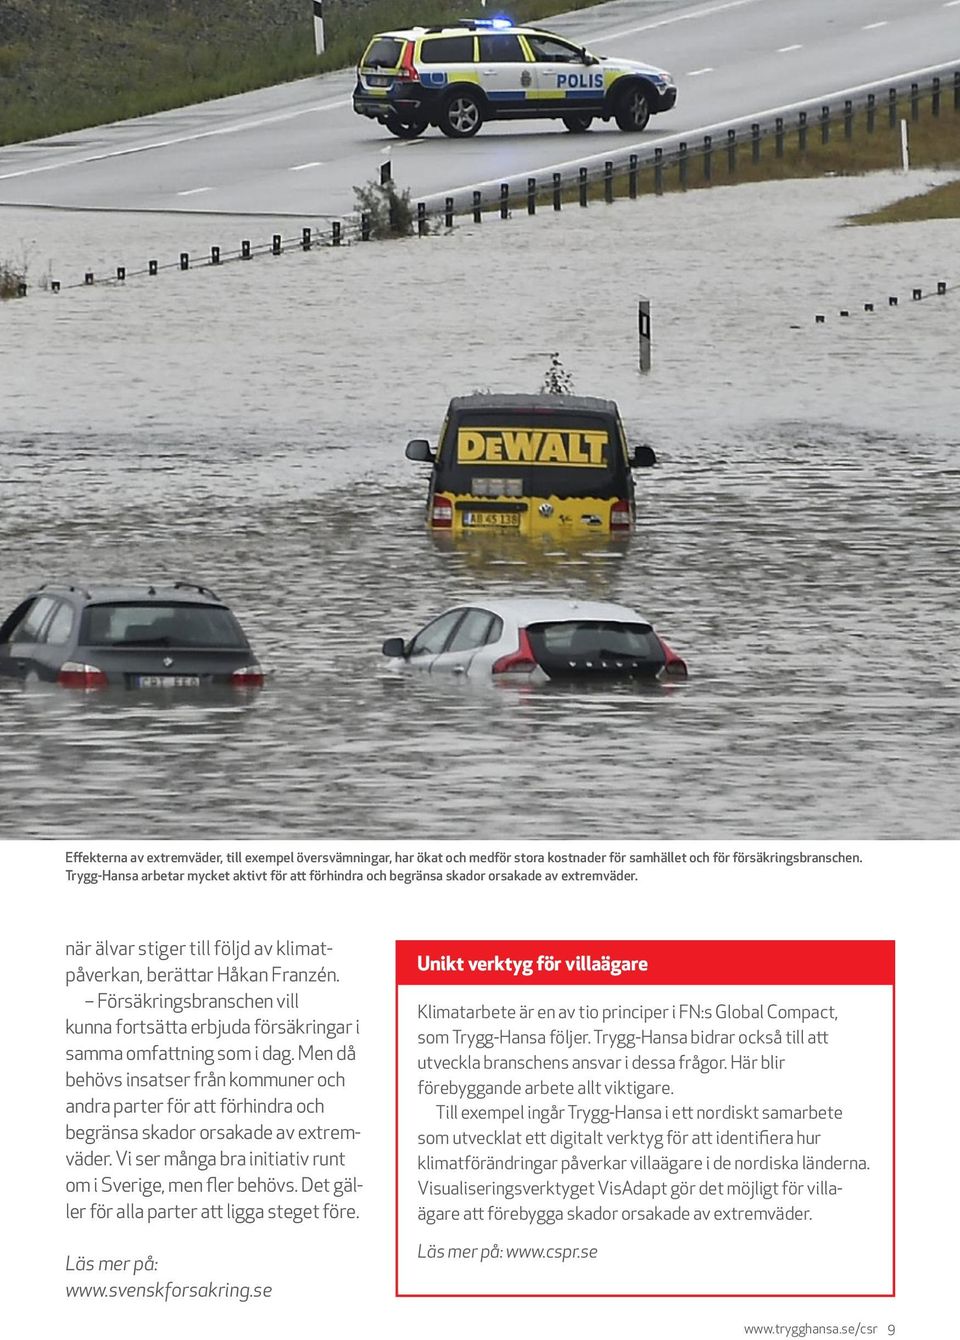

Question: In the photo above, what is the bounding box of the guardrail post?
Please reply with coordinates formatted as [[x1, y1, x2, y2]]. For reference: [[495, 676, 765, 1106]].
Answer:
[[301, 228, 311, 251], [272, 234, 281, 255], [629, 154, 638, 198], [528, 178, 537, 214], [51, 280, 60, 292], [553, 172, 562, 211], [211, 246, 221, 265], [417, 202, 427, 236], [727, 128, 736, 174], [380, 159, 391, 186], [241, 240, 251, 260], [332, 221, 341, 246], [911, 82, 920, 121], [473, 190, 482, 223], [954, 71, 960, 111], [84, 271, 94, 284], [638, 298, 651, 373], [703, 135, 712, 182], [654, 147, 664, 194], [751, 122, 760, 163], [149, 260, 158, 275], [116, 266, 125, 282], [579, 166, 588, 207], [604, 161, 614, 203], [361, 213, 370, 241], [938, 281, 947, 295], [180, 252, 189, 270], [798, 110, 807, 152], [500, 183, 509, 218], [844, 100, 853, 140], [445, 196, 454, 228], [932, 76, 940, 117], [678, 141, 688, 189], [17, 280, 26, 296], [888, 88, 897, 128], [867, 93, 876, 133], [820, 105, 830, 144], [775, 117, 784, 158]]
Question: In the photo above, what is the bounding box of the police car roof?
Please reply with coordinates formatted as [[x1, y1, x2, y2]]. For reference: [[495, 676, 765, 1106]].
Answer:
[[448, 393, 620, 416], [374, 23, 553, 39]]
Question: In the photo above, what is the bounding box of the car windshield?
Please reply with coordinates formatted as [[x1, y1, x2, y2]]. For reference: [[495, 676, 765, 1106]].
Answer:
[[363, 38, 403, 68], [80, 603, 247, 649], [526, 621, 664, 662], [437, 410, 627, 498]]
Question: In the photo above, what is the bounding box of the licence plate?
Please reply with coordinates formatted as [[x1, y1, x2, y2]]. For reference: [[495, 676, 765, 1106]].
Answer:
[[366, 75, 391, 86], [136, 675, 201, 688], [462, 512, 521, 528]]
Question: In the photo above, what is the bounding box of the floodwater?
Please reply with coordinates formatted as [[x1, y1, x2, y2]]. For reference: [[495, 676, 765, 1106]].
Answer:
[[1, 170, 958, 837]]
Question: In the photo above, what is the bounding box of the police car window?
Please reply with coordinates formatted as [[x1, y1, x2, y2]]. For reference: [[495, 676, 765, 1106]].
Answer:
[[8, 596, 56, 644], [409, 609, 466, 657], [478, 33, 525, 63], [446, 608, 496, 655], [526, 35, 582, 62], [420, 36, 475, 64], [364, 38, 403, 68], [40, 601, 75, 646]]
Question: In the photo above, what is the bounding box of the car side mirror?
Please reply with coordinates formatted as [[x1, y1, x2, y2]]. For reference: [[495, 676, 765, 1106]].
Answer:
[[632, 444, 657, 468], [382, 637, 407, 658], [581, 50, 599, 66], [405, 439, 434, 462]]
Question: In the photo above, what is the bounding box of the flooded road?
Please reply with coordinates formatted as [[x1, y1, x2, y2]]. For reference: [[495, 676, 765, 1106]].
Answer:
[[1, 172, 957, 837]]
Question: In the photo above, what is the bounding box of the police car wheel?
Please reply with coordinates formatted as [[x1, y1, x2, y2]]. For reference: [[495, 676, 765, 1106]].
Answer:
[[439, 90, 484, 138], [614, 84, 651, 133], [562, 114, 594, 133], [384, 112, 429, 139]]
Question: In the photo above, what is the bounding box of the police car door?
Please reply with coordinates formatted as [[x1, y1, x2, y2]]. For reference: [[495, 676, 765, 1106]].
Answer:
[[477, 31, 531, 110], [527, 32, 601, 109]]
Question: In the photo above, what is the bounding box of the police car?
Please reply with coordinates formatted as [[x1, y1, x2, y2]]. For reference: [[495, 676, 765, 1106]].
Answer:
[[353, 17, 677, 139]]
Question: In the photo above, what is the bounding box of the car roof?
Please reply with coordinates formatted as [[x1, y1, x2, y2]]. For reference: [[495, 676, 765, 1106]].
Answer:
[[448, 597, 654, 625], [447, 393, 620, 416], [372, 24, 560, 41], [33, 581, 226, 606]]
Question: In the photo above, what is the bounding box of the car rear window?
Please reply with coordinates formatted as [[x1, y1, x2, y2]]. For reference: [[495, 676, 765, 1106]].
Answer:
[[419, 36, 475, 63], [80, 603, 248, 649], [363, 38, 404, 68], [437, 410, 628, 498], [527, 621, 664, 662]]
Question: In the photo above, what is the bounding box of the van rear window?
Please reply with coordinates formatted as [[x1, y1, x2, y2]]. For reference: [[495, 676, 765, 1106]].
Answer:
[[363, 38, 403, 69], [438, 410, 626, 497]]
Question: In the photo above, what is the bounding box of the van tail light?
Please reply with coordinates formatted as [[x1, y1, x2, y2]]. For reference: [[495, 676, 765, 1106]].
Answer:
[[231, 665, 264, 688], [610, 497, 632, 529], [397, 41, 420, 83], [58, 661, 108, 689], [431, 494, 454, 528], [492, 628, 538, 675], [658, 638, 688, 679]]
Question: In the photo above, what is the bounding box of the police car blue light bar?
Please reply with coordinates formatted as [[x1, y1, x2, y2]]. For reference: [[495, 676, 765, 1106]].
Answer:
[[458, 16, 515, 29]]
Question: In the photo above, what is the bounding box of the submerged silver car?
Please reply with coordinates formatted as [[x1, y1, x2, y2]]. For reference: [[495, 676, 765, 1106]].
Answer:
[[381, 597, 687, 681]]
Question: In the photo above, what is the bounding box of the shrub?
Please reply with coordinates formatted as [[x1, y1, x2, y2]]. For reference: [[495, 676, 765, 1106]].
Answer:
[[353, 176, 415, 239]]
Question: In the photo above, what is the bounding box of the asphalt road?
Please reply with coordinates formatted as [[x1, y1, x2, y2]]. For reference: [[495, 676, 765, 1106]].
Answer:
[[0, 0, 957, 218]]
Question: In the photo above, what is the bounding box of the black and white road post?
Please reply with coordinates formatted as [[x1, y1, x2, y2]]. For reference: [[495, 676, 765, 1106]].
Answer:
[[313, 0, 325, 57], [638, 298, 651, 373]]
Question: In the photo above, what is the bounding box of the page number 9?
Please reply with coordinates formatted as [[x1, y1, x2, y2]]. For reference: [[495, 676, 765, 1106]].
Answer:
[[888, 1328, 896, 1336]]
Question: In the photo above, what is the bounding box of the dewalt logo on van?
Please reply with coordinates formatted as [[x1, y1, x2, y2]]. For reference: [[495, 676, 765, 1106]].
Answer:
[[456, 427, 609, 468]]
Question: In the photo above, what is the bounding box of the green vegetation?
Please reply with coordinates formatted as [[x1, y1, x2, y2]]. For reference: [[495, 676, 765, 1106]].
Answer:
[[0, 0, 605, 146], [353, 176, 415, 237], [0, 258, 26, 299], [849, 176, 960, 224]]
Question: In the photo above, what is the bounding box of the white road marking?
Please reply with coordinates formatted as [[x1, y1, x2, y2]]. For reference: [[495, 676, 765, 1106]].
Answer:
[[863, 21, 889, 29], [0, 97, 351, 181], [592, 0, 769, 44], [687, 68, 715, 76], [944, 2, 960, 8], [176, 186, 211, 196], [778, 45, 803, 53], [290, 161, 324, 171]]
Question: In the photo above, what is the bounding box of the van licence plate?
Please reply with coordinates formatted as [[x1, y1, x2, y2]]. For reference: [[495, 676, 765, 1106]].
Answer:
[[137, 675, 201, 688], [462, 512, 520, 528]]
